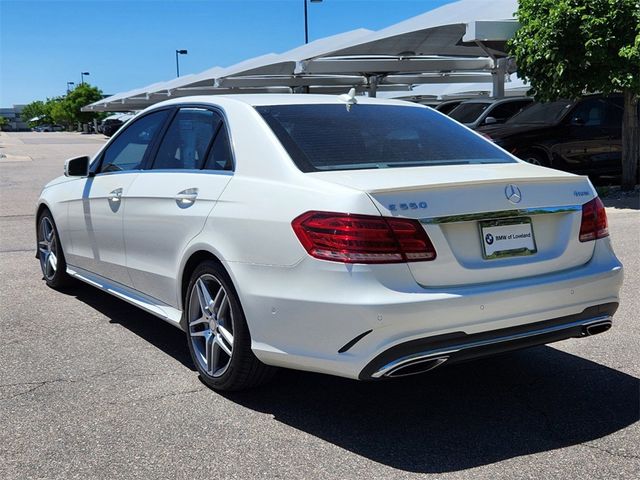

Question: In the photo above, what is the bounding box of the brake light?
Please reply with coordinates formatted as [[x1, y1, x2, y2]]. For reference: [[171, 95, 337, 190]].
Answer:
[[579, 197, 609, 242], [292, 211, 437, 264]]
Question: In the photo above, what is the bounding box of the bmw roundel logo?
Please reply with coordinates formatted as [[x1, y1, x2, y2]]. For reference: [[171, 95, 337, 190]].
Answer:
[[485, 233, 494, 245]]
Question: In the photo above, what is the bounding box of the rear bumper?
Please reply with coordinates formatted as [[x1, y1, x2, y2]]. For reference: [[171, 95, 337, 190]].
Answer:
[[229, 238, 623, 380], [359, 302, 617, 379]]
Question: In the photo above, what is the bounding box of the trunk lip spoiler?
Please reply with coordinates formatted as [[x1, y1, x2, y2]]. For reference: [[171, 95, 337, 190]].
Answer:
[[420, 204, 582, 225]]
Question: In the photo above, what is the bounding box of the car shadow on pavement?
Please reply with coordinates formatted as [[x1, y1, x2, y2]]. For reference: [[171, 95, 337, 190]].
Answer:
[[68, 282, 195, 371], [221, 347, 639, 473], [66, 282, 638, 473]]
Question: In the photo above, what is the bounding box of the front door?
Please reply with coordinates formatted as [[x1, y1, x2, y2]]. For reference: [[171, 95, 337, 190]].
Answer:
[[65, 108, 172, 286]]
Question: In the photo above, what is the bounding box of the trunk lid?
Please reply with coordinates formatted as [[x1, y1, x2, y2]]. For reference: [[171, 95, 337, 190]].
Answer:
[[308, 163, 596, 287]]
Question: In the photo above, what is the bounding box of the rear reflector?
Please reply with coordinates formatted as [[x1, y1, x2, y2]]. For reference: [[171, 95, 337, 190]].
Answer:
[[579, 197, 609, 242], [292, 211, 437, 264]]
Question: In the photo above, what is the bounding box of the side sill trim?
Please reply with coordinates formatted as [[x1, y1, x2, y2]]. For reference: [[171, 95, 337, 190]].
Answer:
[[66, 265, 184, 329]]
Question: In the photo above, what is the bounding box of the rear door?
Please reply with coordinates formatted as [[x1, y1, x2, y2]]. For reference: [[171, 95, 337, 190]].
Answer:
[[123, 106, 233, 307], [65, 109, 171, 285], [557, 98, 611, 172]]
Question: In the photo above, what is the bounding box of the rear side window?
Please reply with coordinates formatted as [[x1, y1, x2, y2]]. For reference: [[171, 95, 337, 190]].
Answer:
[[256, 104, 515, 172], [153, 108, 222, 170], [489, 101, 532, 121], [204, 124, 234, 171], [448, 102, 491, 123], [99, 109, 170, 173]]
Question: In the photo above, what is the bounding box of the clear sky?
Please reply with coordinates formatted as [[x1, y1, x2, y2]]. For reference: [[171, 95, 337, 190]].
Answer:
[[0, 0, 454, 106]]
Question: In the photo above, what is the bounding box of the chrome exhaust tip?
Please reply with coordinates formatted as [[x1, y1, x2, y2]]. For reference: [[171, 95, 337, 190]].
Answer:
[[385, 356, 449, 378], [582, 319, 612, 337]]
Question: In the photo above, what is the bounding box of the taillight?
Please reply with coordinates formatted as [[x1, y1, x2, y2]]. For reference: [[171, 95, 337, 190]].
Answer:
[[291, 211, 437, 264], [579, 197, 609, 242]]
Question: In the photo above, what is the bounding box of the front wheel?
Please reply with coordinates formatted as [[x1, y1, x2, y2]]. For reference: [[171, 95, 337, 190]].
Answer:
[[185, 260, 276, 391], [37, 210, 73, 289]]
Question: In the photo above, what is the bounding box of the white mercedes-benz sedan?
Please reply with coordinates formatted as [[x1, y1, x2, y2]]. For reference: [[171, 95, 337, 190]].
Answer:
[[36, 94, 623, 391]]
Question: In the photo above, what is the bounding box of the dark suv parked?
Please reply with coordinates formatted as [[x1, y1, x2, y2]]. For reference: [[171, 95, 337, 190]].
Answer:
[[479, 95, 627, 177]]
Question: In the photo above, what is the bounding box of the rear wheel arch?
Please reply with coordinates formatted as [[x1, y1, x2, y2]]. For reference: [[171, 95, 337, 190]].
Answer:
[[519, 147, 552, 167], [180, 250, 230, 314]]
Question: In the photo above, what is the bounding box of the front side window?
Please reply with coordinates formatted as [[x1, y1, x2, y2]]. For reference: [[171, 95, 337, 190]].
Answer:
[[570, 98, 607, 126], [98, 109, 170, 174], [153, 108, 222, 170], [256, 104, 516, 172]]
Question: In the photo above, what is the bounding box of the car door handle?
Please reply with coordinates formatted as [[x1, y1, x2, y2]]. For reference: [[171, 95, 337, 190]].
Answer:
[[108, 188, 123, 202], [175, 188, 199, 207]]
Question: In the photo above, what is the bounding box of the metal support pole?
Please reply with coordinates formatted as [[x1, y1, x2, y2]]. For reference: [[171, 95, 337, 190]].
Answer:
[[367, 75, 379, 98], [492, 58, 507, 98], [176, 51, 180, 77], [304, 0, 309, 44]]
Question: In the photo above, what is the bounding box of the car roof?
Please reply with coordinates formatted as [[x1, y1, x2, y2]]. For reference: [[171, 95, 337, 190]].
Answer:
[[458, 97, 532, 105], [145, 93, 421, 110]]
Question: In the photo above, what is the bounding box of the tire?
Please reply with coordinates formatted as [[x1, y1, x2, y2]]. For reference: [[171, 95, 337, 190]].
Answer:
[[521, 151, 549, 167], [185, 260, 276, 391], [37, 210, 73, 289]]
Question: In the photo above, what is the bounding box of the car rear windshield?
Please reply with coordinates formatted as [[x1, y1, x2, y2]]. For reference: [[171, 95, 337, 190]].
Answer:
[[506, 100, 573, 125], [447, 102, 491, 123], [256, 104, 515, 172]]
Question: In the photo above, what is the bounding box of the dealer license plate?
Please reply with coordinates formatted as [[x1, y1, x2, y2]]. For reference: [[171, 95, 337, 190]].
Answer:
[[479, 217, 537, 260]]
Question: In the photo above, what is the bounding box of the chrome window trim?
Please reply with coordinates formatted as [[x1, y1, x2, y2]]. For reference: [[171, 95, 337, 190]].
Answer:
[[420, 205, 582, 225], [138, 169, 234, 177]]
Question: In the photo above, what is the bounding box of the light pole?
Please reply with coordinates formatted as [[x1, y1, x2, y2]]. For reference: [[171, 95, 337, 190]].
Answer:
[[176, 49, 188, 77], [304, 0, 323, 44], [66, 82, 75, 93], [80, 72, 90, 85]]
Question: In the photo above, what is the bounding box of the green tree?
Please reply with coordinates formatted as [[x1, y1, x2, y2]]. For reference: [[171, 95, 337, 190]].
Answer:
[[49, 99, 73, 127], [20, 100, 50, 126], [509, 0, 640, 189], [0, 116, 9, 131], [63, 83, 104, 125]]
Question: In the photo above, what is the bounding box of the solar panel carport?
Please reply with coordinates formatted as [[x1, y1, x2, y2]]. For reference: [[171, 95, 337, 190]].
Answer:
[[83, 0, 520, 112]]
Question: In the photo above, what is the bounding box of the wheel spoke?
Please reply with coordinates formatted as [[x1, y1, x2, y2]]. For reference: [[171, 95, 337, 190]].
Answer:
[[211, 288, 225, 318], [205, 333, 216, 375], [190, 330, 208, 337], [44, 220, 53, 242], [195, 278, 214, 316], [189, 316, 209, 328], [48, 251, 57, 272], [217, 295, 230, 323], [215, 333, 232, 357], [218, 325, 234, 348]]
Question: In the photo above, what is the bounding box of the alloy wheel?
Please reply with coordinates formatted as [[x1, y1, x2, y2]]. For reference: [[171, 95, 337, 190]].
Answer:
[[38, 217, 58, 280], [188, 274, 235, 377]]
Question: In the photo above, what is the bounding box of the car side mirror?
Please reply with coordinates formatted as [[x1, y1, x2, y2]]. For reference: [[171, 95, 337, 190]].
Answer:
[[483, 116, 498, 125], [64, 156, 90, 177], [571, 116, 585, 126]]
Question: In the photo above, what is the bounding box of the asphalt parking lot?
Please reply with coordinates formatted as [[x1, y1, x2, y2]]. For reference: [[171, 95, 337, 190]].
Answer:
[[1, 131, 638, 479]]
